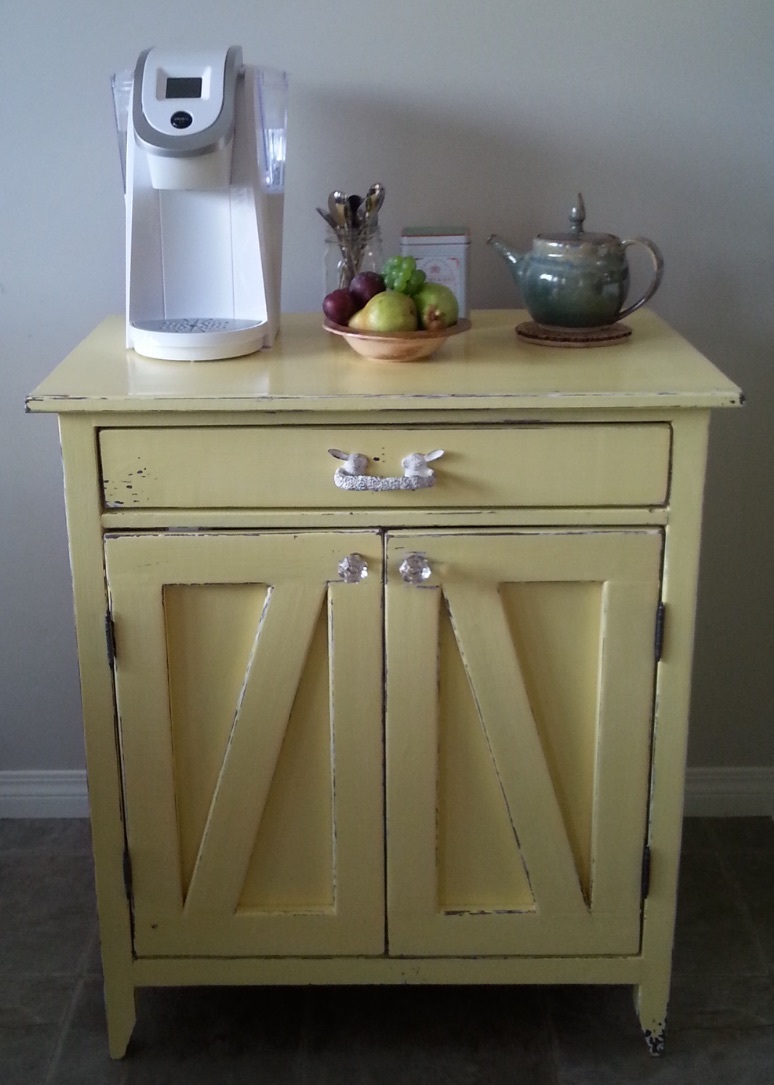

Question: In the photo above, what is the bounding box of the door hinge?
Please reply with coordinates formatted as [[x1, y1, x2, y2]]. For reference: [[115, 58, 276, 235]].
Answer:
[[122, 845, 133, 901], [654, 601, 666, 661], [105, 611, 116, 667], [641, 844, 652, 900]]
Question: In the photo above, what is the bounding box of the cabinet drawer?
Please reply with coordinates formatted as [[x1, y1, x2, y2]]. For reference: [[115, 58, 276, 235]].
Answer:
[[99, 424, 671, 510]]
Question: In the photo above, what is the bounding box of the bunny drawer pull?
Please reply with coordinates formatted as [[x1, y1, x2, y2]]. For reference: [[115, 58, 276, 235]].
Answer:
[[328, 448, 444, 492]]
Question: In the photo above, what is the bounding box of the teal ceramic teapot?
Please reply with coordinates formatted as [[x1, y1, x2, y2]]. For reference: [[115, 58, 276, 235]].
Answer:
[[487, 194, 664, 328]]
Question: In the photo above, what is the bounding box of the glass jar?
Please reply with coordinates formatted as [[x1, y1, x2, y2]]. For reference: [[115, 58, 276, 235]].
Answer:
[[324, 224, 383, 295]]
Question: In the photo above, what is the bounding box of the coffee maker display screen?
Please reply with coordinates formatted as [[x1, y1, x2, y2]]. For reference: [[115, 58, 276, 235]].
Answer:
[[165, 77, 203, 99]]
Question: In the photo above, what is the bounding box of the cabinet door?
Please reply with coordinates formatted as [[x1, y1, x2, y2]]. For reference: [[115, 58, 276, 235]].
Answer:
[[105, 530, 384, 958], [385, 528, 662, 957]]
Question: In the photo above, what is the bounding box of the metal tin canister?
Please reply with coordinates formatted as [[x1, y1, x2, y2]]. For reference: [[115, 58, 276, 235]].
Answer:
[[400, 227, 470, 318]]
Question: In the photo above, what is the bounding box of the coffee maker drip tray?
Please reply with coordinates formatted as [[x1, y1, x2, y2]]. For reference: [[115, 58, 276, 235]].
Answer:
[[135, 318, 264, 335], [130, 318, 268, 361]]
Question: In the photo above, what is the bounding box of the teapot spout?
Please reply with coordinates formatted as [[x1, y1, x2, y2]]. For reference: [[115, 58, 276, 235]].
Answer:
[[486, 234, 526, 278]]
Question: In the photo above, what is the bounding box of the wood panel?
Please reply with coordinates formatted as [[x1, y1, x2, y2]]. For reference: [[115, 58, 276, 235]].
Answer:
[[105, 529, 385, 957], [385, 528, 662, 957]]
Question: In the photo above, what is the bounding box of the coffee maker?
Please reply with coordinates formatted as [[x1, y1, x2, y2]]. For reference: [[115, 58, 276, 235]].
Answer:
[[113, 47, 287, 361]]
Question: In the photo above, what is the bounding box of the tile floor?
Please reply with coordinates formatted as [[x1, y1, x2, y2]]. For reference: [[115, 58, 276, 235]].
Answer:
[[1, 817, 773, 1084]]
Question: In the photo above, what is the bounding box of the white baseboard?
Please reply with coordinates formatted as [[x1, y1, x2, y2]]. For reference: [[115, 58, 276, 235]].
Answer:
[[0, 770, 89, 818], [683, 766, 774, 818], [0, 766, 771, 820]]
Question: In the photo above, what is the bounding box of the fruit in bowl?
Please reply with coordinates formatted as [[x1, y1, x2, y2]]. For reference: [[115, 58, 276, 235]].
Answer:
[[414, 282, 459, 331], [349, 271, 387, 307], [323, 317, 471, 361], [348, 290, 418, 332], [322, 256, 468, 359]]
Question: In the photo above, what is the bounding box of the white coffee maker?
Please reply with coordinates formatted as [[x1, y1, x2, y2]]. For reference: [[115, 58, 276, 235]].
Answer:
[[112, 47, 287, 361]]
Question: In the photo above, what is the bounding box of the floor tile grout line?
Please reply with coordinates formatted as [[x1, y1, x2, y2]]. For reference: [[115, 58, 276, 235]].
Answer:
[[40, 922, 102, 1084], [43, 974, 86, 1085], [77, 919, 101, 977]]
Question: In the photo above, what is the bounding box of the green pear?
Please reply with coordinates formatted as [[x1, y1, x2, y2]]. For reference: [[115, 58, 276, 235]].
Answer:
[[414, 282, 459, 330], [349, 289, 418, 332]]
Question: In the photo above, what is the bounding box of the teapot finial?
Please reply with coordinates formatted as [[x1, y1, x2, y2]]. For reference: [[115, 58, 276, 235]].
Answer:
[[569, 193, 586, 237]]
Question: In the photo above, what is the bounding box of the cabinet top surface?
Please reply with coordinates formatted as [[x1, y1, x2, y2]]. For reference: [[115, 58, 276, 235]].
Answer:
[[27, 310, 742, 415]]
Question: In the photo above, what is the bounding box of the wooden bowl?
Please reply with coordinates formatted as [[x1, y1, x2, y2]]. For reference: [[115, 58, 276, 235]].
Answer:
[[323, 318, 471, 361]]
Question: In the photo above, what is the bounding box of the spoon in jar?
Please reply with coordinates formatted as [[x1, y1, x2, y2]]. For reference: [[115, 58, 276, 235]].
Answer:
[[364, 182, 385, 223], [328, 190, 349, 229], [316, 207, 339, 229]]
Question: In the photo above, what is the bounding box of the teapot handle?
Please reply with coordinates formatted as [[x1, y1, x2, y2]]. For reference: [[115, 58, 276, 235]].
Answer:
[[618, 237, 665, 321]]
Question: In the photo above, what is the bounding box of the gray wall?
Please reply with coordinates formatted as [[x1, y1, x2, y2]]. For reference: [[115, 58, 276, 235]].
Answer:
[[2, 1, 771, 776]]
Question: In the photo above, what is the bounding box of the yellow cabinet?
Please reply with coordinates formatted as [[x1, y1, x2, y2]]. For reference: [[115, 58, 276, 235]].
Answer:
[[27, 310, 742, 1059]]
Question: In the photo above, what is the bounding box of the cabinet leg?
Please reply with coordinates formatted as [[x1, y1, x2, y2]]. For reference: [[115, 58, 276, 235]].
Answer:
[[633, 981, 668, 1057], [103, 973, 137, 1059]]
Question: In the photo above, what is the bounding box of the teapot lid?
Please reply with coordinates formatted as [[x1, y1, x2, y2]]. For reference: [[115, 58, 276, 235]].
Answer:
[[537, 194, 619, 247]]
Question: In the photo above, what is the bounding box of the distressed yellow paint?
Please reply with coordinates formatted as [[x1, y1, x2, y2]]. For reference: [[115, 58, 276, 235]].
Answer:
[[502, 580, 602, 895], [163, 582, 271, 895], [385, 529, 661, 957], [27, 310, 741, 413], [97, 422, 672, 511], [240, 599, 335, 910], [27, 311, 742, 1057], [104, 529, 385, 960], [437, 597, 535, 911]]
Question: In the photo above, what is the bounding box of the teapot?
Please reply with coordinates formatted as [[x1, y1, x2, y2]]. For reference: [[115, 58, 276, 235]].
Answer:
[[487, 194, 664, 329]]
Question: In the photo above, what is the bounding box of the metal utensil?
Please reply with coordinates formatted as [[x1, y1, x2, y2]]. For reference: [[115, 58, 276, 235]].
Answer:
[[326, 191, 357, 281], [365, 182, 385, 221], [317, 207, 339, 229], [329, 190, 349, 228], [349, 194, 363, 228], [341, 195, 354, 230], [324, 184, 386, 287]]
